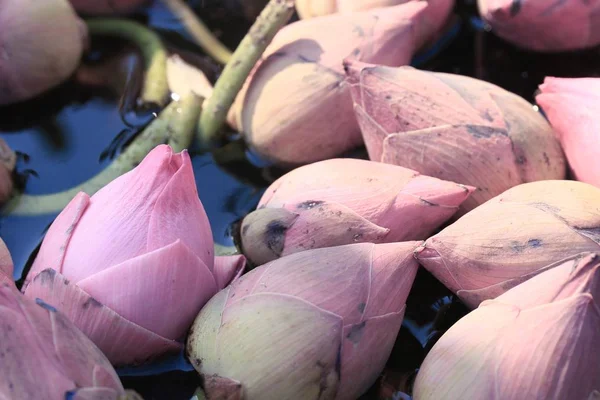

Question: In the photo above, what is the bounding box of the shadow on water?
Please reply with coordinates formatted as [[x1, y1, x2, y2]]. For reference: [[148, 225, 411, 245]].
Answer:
[[1, 0, 600, 398]]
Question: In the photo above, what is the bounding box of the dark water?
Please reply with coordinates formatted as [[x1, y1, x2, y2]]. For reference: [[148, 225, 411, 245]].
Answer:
[[1, 0, 599, 398]]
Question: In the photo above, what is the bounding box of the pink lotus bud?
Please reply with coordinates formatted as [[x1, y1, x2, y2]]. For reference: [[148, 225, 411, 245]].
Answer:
[[0, 238, 13, 286], [0, 138, 15, 206], [0, 0, 88, 105], [413, 252, 600, 400], [0, 283, 126, 399], [228, 1, 453, 166], [478, 0, 600, 52], [22, 145, 245, 366], [296, 0, 454, 31], [69, 0, 148, 15], [536, 77, 600, 188], [186, 242, 420, 400], [347, 61, 566, 214], [415, 180, 600, 308], [240, 158, 473, 265]]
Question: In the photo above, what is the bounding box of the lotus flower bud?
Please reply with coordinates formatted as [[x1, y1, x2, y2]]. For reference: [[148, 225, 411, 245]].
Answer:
[[0, 238, 13, 286], [22, 145, 245, 366], [69, 0, 148, 15], [295, 0, 453, 25], [415, 180, 600, 308], [478, 0, 600, 52], [413, 252, 600, 400], [0, 0, 88, 105], [228, 1, 454, 166], [0, 283, 127, 399], [240, 158, 473, 265], [187, 242, 420, 400], [0, 138, 15, 205], [536, 77, 600, 188], [347, 61, 566, 214]]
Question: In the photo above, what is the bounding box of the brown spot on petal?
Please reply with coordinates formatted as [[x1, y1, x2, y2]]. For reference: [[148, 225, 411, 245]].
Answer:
[[82, 297, 103, 309], [346, 321, 367, 344]]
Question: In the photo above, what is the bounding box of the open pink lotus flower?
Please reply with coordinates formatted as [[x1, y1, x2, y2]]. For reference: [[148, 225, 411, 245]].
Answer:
[[22, 145, 245, 366], [415, 180, 600, 308], [69, 0, 148, 15], [0, 238, 14, 286], [536, 77, 600, 188], [187, 242, 421, 400], [228, 1, 454, 166], [347, 61, 565, 214], [0, 283, 129, 399], [413, 252, 600, 400], [478, 0, 600, 52], [240, 158, 473, 266]]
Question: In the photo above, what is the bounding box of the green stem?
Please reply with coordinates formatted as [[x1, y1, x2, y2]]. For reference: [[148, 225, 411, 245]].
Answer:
[[196, 0, 295, 148], [86, 18, 170, 107], [2, 94, 202, 216], [161, 0, 232, 65]]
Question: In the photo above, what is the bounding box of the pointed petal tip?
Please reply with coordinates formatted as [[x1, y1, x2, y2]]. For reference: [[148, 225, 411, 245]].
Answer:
[[240, 208, 299, 266], [214, 254, 247, 289]]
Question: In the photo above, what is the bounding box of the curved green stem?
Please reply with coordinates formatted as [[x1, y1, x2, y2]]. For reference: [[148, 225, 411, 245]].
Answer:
[[2, 94, 202, 216], [86, 18, 170, 107], [196, 0, 295, 148], [161, 0, 232, 65]]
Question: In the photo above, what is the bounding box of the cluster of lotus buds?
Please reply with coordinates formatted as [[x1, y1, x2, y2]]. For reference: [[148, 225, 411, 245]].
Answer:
[[347, 60, 566, 214], [22, 145, 245, 366], [0, 0, 88, 105], [414, 252, 600, 399], [415, 180, 600, 308], [0, 282, 135, 399], [228, 0, 454, 165], [478, 0, 600, 52], [536, 77, 600, 189], [187, 241, 420, 400], [240, 158, 473, 265]]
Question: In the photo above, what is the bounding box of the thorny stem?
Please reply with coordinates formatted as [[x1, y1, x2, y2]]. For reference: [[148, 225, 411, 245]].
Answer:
[[86, 18, 170, 107], [196, 0, 295, 149], [1, 94, 202, 216], [160, 0, 233, 65]]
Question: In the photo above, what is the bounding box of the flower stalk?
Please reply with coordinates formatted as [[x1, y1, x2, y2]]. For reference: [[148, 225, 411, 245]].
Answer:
[[160, 0, 232, 65], [196, 0, 295, 148], [86, 18, 170, 107]]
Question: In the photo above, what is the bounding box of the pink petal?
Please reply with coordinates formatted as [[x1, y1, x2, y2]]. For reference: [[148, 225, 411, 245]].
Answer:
[[537, 77, 600, 187], [338, 310, 405, 399], [363, 242, 420, 318], [214, 255, 246, 290], [147, 149, 214, 271], [77, 240, 216, 340], [49, 310, 122, 391], [478, 0, 600, 51], [381, 124, 519, 213], [23, 269, 182, 366], [0, 237, 13, 281], [227, 244, 373, 325], [61, 145, 181, 282], [0, 300, 75, 398], [23, 191, 90, 288]]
